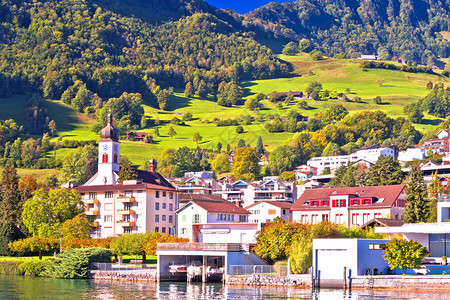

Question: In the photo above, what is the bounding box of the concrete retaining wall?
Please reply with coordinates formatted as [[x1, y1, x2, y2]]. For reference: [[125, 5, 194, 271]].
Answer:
[[225, 274, 312, 287], [91, 270, 158, 282], [351, 275, 450, 290]]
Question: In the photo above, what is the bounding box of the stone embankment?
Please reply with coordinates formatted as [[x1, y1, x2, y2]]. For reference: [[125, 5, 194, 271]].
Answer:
[[225, 274, 312, 287], [91, 270, 158, 282], [351, 275, 450, 290]]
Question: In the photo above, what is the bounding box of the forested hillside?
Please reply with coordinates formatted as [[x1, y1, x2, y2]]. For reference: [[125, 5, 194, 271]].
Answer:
[[245, 0, 450, 64], [0, 0, 287, 110]]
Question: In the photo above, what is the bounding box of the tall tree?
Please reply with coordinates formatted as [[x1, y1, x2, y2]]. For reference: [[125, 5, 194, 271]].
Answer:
[[403, 164, 430, 223], [193, 132, 202, 144], [256, 136, 264, 155], [211, 153, 231, 174], [167, 127, 177, 139], [22, 188, 84, 237], [0, 165, 21, 225], [233, 146, 260, 181], [118, 162, 138, 183], [367, 156, 404, 186]]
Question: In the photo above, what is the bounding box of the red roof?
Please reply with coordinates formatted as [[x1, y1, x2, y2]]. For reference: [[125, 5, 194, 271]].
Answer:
[[245, 201, 292, 210], [181, 200, 250, 214], [291, 185, 405, 211]]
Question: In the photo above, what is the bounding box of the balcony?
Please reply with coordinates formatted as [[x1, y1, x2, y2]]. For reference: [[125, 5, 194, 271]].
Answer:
[[116, 221, 135, 227], [117, 196, 135, 203], [85, 209, 99, 216], [83, 198, 99, 204], [117, 209, 135, 215]]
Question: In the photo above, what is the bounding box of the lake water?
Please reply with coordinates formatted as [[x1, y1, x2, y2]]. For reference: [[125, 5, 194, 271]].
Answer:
[[1, 275, 449, 300]]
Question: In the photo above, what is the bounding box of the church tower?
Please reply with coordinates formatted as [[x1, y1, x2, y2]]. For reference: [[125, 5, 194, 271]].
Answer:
[[97, 114, 120, 185]]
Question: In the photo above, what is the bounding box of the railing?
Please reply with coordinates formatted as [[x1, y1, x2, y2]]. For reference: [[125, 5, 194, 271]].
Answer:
[[157, 243, 252, 252], [228, 265, 288, 276], [117, 196, 135, 203], [91, 262, 156, 271]]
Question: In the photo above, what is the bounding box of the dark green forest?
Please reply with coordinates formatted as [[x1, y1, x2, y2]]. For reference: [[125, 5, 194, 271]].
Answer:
[[246, 0, 450, 64], [0, 0, 287, 110]]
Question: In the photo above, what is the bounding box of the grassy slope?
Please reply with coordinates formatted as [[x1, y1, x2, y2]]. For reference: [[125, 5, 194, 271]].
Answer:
[[1, 55, 447, 168]]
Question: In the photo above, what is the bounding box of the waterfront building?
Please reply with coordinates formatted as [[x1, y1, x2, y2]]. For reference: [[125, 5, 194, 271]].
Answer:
[[246, 201, 292, 229], [176, 198, 250, 240], [313, 238, 389, 284], [376, 194, 450, 260], [75, 115, 178, 238], [291, 185, 406, 227], [398, 148, 426, 163]]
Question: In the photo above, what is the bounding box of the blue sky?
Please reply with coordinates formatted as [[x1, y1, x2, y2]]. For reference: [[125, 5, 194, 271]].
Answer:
[[205, 0, 295, 14]]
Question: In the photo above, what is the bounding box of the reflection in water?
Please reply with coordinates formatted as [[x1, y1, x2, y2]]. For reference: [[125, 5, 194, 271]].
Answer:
[[0, 276, 449, 300]]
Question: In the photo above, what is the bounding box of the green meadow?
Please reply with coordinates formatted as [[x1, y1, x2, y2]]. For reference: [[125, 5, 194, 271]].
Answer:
[[0, 54, 447, 169]]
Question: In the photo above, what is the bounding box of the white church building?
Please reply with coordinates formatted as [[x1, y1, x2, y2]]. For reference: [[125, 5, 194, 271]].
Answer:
[[74, 115, 178, 238]]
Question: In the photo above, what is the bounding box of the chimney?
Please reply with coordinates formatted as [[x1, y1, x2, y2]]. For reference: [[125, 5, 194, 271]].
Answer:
[[148, 158, 157, 173]]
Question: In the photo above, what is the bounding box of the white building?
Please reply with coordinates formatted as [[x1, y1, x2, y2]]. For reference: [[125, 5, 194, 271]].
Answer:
[[75, 114, 178, 237], [313, 238, 389, 284], [176, 199, 250, 240], [307, 146, 395, 174], [398, 148, 426, 163], [291, 185, 406, 228], [246, 201, 292, 229]]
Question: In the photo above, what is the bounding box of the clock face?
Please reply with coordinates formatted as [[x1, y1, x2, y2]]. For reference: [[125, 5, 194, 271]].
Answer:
[[102, 144, 109, 151]]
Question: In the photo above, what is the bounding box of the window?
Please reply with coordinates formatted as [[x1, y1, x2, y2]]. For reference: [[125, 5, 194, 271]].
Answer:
[[124, 191, 133, 197], [311, 214, 318, 224], [104, 215, 113, 222], [163, 191, 166, 197], [282, 209, 286, 215], [155, 215, 159, 222], [169, 216, 173, 223], [363, 213, 370, 224], [155, 203, 160, 210], [169, 192, 173, 199], [181, 228, 187, 235], [301, 215, 308, 223], [124, 203, 132, 210], [169, 204, 173, 211], [162, 203, 166, 209], [322, 214, 329, 221], [156, 191, 160, 198], [194, 214, 201, 224], [137, 190, 143, 194], [123, 215, 130, 222], [113, 154, 118, 164], [155, 227, 159, 233], [162, 215, 166, 221], [335, 214, 343, 223], [89, 192, 97, 199], [162, 227, 166, 233], [124, 228, 132, 234], [102, 153, 108, 163], [369, 244, 386, 250], [105, 192, 113, 198], [239, 215, 246, 222], [352, 213, 359, 225]]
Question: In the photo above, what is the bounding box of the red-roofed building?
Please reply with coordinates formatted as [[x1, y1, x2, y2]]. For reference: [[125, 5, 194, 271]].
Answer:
[[245, 201, 292, 229], [291, 185, 406, 228], [421, 138, 449, 154], [125, 131, 148, 141], [73, 115, 177, 238], [176, 199, 250, 241]]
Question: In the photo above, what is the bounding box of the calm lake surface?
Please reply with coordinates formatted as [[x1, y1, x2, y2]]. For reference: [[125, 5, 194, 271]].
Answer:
[[0, 275, 449, 300]]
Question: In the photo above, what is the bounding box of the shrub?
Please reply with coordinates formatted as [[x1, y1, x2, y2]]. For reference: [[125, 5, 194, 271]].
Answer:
[[42, 247, 112, 279], [0, 261, 24, 275], [273, 260, 288, 276], [19, 260, 53, 276], [235, 126, 244, 134]]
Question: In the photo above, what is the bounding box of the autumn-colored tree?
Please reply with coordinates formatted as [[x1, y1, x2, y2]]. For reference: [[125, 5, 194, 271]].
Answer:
[[60, 214, 94, 240], [193, 132, 202, 144], [167, 126, 177, 139], [9, 236, 59, 259], [232, 146, 260, 181]]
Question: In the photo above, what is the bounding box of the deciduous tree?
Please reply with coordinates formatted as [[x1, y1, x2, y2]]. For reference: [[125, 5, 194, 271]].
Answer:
[[383, 239, 430, 275]]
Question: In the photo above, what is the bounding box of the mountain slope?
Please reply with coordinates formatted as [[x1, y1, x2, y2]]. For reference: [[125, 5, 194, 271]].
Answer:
[[245, 0, 450, 64]]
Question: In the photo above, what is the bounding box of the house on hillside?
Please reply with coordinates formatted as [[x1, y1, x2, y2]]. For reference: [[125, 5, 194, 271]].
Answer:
[[125, 131, 147, 141], [359, 55, 378, 60], [75, 115, 177, 238], [291, 185, 406, 228]]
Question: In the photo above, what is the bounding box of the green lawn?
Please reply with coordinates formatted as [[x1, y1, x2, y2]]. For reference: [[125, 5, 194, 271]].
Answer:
[[1, 55, 447, 167], [0, 167, 61, 183]]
